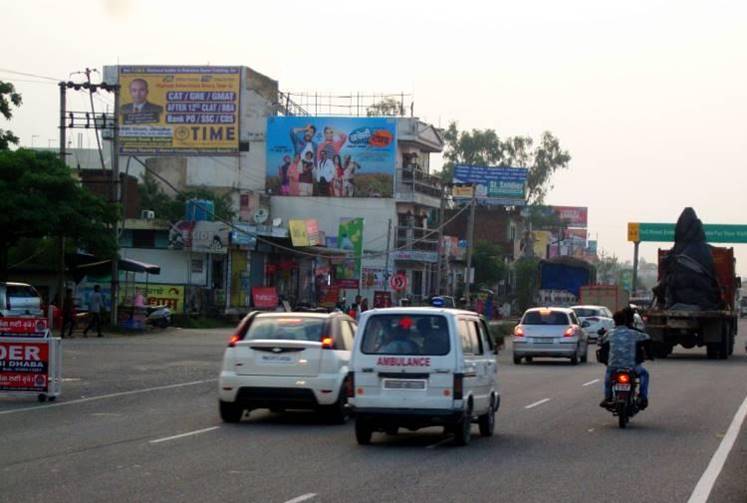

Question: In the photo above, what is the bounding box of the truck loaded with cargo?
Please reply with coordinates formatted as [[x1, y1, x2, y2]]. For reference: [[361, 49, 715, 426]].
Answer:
[[579, 284, 629, 313], [536, 257, 596, 307], [645, 208, 739, 359]]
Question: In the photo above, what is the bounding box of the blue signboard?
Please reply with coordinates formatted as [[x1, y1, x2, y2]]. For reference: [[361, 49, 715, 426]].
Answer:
[[266, 117, 397, 198], [230, 224, 257, 249], [452, 165, 528, 204]]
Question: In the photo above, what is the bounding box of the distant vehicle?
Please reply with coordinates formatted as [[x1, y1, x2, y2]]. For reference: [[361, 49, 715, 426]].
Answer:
[[218, 311, 357, 423], [349, 307, 499, 446], [145, 305, 171, 328], [579, 285, 629, 314], [571, 305, 615, 343], [0, 282, 43, 317], [740, 298, 747, 319], [513, 307, 588, 365]]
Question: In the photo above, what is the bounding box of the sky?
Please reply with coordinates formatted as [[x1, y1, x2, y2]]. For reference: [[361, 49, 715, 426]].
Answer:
[[3, 0, 747, 274]]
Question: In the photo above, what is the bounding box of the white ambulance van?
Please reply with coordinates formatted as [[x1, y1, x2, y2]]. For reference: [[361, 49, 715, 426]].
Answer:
[[348, 307, 500, 446]]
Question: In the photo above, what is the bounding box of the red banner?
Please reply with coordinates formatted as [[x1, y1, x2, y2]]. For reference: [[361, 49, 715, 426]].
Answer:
[[252, 287, 279, 309], [0, 341, 49, 392], [0, 318, 48, 336]]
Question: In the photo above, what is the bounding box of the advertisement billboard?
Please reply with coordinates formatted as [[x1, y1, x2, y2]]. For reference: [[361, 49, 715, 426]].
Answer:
[[0, 340, 49, 392], [118, 66, 241, 155], [452, 165, 528, 205], [336, 218, 364, 288], [169, 221, 230, 254], [266, 117, 397, 198], [119, 284, 185, 312], [552, 206, 588, 228], [288, 219, 321, 247]]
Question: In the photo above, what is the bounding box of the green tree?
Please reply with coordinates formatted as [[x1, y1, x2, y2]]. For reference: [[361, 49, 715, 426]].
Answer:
[[513, 257, 540, 312], [0, 149, 118, 280], [472, 241, 508, 288], [139, 172, 235, 222], [440, 122, 571, 204], [0, 81, 22, 151]]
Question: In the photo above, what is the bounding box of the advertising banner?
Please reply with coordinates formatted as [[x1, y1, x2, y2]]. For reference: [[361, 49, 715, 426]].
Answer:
[[0, 318, 49, 337], [373, 290, 393, 308], [362, 268, 387, 290], [266, 117, 397, 198], [118, 66, 240, 155], [169, 221, 230, 254], [0, 340, 49, 392], [289, 219, 310, 247], [119, 284, 185, 312], [552, 206, 588, 228], [336, 218, 364, 288], [452, 165, 528, 205], [252, 287, 279, 309], [230, 223, 257, 249]]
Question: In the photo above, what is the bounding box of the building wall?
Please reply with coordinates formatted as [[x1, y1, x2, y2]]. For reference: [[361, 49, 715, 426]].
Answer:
[[119, 248, 208, 286]]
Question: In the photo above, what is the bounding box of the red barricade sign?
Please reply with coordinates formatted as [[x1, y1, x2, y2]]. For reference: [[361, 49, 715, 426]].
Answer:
[[0, 317, 49, 337], [0, 341, 49, 392]]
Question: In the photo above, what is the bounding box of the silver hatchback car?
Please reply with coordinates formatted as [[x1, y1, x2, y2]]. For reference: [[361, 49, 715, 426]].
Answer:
[[512, 307, 588, 365]]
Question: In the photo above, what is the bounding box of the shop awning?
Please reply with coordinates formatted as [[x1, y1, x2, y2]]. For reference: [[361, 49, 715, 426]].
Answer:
[[70, 252, 161, 282]]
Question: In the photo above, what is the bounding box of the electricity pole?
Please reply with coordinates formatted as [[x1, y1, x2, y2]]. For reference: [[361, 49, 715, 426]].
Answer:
[[57, 83, 67, 319], [111, 84, 121, 329], [434, 184, 446, 296], [464, 189, 477, 305]]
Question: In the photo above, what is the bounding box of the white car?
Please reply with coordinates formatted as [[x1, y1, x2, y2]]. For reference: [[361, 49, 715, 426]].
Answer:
[[513, 307, 588, 365], [571, 305, 615, 342], [218, 311, 356, 423], [349, 307, 500, 446]]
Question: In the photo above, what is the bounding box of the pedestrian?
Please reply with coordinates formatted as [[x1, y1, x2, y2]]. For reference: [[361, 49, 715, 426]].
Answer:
[[83, 285, 104, 338], [360, 297, 369, 313], [61, 288, 76, 339]]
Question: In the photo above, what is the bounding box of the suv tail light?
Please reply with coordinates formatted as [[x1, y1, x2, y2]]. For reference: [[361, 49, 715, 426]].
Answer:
[[321, 336, 335, 349], [228, 333, 241, 348], [344, 372, 355, 398], [563, 327, 575, 337], [453, 373, 464, 400], [514, 326, 525, 337]]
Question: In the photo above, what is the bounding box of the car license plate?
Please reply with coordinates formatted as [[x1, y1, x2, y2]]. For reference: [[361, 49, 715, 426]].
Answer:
[[613, 384, 631, 391], [259, 355, 293, 363], [532, 338, 553, 344], [383, 379, 426, 390]]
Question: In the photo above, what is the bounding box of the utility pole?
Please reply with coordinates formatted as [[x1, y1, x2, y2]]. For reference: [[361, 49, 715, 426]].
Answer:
[[434, 184, 446, 295], [632, 241, 640, 295], [464, 189, 477, 305], [57, 83, 67, 319], [111, 84, 121, 329]]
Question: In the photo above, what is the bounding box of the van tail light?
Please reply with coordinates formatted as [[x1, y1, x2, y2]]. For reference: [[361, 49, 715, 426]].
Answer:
[[563, 327, 575, 337], [344, 372, 355, 398], [514, 326, 525, 337], [228, 334, 241, 348], [453, 373, 464, 400], [321, 336, 335, 349]]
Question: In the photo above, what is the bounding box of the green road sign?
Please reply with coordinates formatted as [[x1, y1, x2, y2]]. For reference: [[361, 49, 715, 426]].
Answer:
[[627, 223, 747, 243]]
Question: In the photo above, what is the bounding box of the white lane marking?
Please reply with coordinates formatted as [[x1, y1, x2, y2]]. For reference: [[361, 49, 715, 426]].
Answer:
[[687, 394, 747, 503], [583, 379, 600, 387], [283, 494, 317, 503], [149, 426, 220, 444], [525, 398, 551, 409], [0, 379, 217, 416], [426, 436, 454, 449]]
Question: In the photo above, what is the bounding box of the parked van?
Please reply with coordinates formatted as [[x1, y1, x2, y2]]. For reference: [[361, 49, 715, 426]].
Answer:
[[348, 307, 500, 446], [0, 282, 43, 317]]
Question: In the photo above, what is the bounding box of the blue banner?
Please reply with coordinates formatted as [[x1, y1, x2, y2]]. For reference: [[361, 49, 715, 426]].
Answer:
[[266, 117, 397, 198], [453, 165, 528, 203]]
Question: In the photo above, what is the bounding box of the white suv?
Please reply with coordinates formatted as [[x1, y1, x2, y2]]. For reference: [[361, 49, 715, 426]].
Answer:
[[218, 311, 356, 423], [349, 308, 500, 446]]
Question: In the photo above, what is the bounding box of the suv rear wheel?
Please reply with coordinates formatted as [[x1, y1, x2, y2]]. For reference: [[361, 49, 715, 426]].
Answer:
[[322, 393, 348, 425], [355, 418, 372, 445], [219, 400, 244, 423]]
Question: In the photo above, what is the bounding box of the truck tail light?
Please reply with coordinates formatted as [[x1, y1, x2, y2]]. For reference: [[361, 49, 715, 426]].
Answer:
[[453, 373, 464, 400], [563, 327, 575, 337], [514, 326, 525, 337]]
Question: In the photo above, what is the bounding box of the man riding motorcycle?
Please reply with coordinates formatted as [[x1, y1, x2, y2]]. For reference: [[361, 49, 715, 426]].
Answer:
[[599, 307, 653, 409]]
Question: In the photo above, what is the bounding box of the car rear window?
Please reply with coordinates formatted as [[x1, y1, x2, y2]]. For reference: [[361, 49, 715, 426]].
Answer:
[[522, 311, 570, 325], [360, 314, 450, 356], [7, 285, 39, 298], [244, 316, 326, 342], [573, 308, 601, 318]]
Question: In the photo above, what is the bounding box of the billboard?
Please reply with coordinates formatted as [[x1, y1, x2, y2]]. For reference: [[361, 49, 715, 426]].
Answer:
[[452, 165, 528, 205], [336, 218, 364, 288], [288, 219, 321, 247], [552, 206, 588, 228], [118, 284, 185, 312], [118, 66, 240, 155], [266, 117, 397, 198], [169, 221, 230, 254]]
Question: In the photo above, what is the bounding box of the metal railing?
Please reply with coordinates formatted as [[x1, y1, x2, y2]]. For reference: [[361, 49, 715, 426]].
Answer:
[[394, 226, 439, 252], [396, 166, 443, 199]]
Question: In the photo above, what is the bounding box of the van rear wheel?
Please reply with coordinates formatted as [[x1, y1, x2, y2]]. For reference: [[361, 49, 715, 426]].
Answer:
[[478, 407, 495, 437], [452, 415, 472, 446]]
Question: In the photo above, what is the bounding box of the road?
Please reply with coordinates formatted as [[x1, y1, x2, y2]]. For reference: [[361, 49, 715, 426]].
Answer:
[[1, 322, 745, 503]]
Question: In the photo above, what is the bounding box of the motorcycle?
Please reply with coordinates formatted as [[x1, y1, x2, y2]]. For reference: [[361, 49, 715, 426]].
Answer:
[[606, 368, 641, 428], [146, 305, 171, 328]]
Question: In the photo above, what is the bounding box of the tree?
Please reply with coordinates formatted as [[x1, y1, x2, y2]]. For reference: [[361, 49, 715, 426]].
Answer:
[[138, 171, 235, 222], [0, 81, 22, 151], [440, 122, 571, 204], [0, 149, 118, 280], [366, 97, 403, 117], [472, 241, 508, 288], [513, 257, 540, 312]]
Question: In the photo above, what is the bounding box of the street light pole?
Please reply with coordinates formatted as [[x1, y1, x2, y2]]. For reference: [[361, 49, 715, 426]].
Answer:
[[464, 190, 476, 305]]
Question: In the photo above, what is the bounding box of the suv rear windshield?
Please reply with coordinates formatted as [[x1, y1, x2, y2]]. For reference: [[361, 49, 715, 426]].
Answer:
[[573, 308, 601, 318], [522, 311, 570, 325], [361, 314, 450, 356], [244, 316, 326, 342]]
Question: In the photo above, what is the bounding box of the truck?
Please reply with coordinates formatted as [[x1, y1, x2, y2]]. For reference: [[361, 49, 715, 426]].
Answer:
[[644, 246, 739, 359], [537, 258, 596, 307], [579, 285, 629, 313]]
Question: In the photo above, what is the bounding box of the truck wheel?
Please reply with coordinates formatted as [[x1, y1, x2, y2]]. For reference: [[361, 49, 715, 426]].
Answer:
[[513, 355, 522, 365], [654, 342, 671, 359], [706, 344, 719, 360], [718, 323, 729, 360]]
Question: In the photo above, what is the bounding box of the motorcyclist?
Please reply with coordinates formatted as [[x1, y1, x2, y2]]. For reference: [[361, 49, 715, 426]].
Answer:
[[599, 307, 653, 409]]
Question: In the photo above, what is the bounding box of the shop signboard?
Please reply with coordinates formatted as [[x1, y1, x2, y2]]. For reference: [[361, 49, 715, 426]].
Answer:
[[252, 287, 279, 309], [118, 66, 241, 155], [452, 165, 528, 205], [362, 268, 387, 289], [373, 290, 393, 308], [0, 318, 48, 337], [336, 218, 364, 289], [230, 223, 257, 249], [266, 117, 397, 198], [170, 221, 230, 254], [0, 340, 51, 392], [118, 284, 185, 312], [289, 219, 311, 247]]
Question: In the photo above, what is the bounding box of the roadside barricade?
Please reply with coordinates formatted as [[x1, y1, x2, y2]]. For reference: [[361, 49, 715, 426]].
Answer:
[[0, 317, 62, 402]]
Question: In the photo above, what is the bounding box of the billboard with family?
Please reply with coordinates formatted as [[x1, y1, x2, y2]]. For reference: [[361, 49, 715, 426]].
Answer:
[[266, 117, 397, 198]]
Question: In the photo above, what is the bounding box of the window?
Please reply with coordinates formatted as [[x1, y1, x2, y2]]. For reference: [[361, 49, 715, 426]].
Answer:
[[339, 321, 355, 350], [132, 230, 156, 248], [522, 311, 571, 325], [243, 316, 326, 342], [459, 320, 475, 355], [478, 320, 494, 353], [467, 321, 483, 355], [360, 314, 449, 355], [570, 313, 580, 325], [573, 307, 602, 318]]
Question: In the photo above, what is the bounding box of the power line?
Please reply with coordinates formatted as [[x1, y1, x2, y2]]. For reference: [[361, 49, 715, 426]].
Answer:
[[0, 68, 60, 82]]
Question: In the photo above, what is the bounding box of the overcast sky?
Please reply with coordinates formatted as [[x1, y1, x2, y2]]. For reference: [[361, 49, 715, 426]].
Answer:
[[3, 0, 747, 274]]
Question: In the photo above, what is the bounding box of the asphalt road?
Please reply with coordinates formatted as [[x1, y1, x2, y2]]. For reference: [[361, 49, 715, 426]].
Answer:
[[1, 322, 746, 503]]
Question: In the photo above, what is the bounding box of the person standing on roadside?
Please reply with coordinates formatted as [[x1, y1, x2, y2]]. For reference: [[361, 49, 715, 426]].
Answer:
[[61, 288, 76, 339], [83, 285, 104, 338]]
